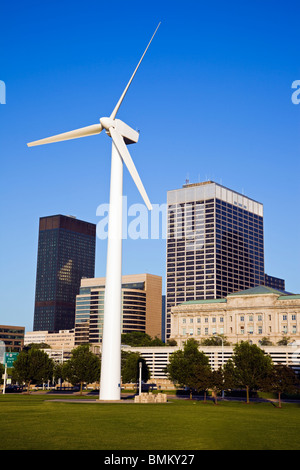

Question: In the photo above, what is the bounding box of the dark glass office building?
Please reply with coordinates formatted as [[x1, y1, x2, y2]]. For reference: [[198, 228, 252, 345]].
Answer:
[[264, 273, 285, 292], [33, 215, 96, 332], [166, 181, 264, 339]]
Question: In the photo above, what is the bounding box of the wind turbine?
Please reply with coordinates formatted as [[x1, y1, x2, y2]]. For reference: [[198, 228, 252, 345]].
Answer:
[[27, 22, 160, 401]]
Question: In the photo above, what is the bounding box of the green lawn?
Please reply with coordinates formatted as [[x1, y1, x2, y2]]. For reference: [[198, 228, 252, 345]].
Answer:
[[0, 395, 299, 450]]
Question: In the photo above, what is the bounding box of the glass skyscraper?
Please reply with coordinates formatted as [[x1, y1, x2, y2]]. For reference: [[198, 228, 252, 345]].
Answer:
[[74, 274, 162, 345], [166, 181, 264, 339], [33, 214, 96, 332]]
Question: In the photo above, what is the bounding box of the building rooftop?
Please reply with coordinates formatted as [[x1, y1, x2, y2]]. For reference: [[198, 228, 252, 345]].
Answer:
[[167, 180, 263, 216], [182, 180, 214, 189], [178, 285, 299, 306], [227, 285, 290, 297]]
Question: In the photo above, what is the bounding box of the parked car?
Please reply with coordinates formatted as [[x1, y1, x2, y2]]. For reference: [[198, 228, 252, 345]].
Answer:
[[5, 385, 23, 393]]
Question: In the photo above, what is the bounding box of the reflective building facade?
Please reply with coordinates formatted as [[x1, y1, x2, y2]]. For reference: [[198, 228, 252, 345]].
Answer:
[[33, 215, 96, 331], [166, 181, 264, 339], [74, 274, 162, 345]]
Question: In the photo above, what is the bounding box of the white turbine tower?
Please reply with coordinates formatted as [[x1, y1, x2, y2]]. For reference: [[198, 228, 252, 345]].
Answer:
[[27, 23, 160, 401]]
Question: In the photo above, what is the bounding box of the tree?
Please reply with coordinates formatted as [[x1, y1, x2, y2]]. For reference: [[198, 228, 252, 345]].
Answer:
[[260, 337, 273, 346], [12, 348, 54, 393], [0, 362, 4, 385], [53, 362, 64, 385], [192, 364, 212, 403], [224, 341, 273, 404], [121, 332, 164, 347], [200, 336, 230, 346], [121, 351, 150, 385], [223, 359, 236, 392], [150, 336, 165, 346], [166, 339, 210, 399], [62, 345, 101, 395], [260, 364, 300, 408], [166, 338, 177, 346], [24, 343, 51, 350], [277, 336, 291, 346], [210, 368, 224, 405]]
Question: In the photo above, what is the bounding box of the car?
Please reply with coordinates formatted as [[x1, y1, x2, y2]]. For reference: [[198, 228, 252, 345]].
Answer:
[[5, 385, 23, 393]]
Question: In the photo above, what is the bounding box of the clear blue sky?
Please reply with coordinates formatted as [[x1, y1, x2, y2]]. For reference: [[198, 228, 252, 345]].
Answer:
[[0, 0, 299, 332]]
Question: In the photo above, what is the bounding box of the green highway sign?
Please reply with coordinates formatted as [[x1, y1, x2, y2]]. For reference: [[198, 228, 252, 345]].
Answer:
[[5, 352, 19, 367]]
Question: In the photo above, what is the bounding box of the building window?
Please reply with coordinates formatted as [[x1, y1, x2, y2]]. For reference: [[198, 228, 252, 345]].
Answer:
[[190, 318, 193, 323], [205, 318, 208, 323], [240, 316, 244, 322], [220, 317, 224, 323], [292, 315, 296, 321], [197, 328, 201, 335], [258, 327, 262, 334], [189, 328, 193, 335], [182, 318, 186, 324], [292, 325, 297, 334], [182, 328, 186, 335], [240, 326, 244, 334], [212, 318, 216, 323], [283, 315, 287, 321], [197, 317, 201, 323], [205, 328, 208, 335], [258, 315, 262, 322], [249, 315, 253, 322]]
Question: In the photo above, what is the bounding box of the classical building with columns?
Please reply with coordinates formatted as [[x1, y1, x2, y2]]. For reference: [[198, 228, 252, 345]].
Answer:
[[170, 285, 300, 347]]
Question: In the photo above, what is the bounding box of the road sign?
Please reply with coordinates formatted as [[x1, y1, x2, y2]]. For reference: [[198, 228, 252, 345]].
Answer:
[[5, 352, 19, 368]]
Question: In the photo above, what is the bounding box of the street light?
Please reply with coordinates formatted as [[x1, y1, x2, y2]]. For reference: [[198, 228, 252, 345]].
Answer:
[[212, 334, 224, 367], [213, 334, 224, 398], [2, 362, 7, 395], [139, 362, 142, 395]]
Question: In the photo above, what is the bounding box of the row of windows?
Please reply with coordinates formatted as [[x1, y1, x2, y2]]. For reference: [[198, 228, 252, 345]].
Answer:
[[168, 222, 263, 236], [181, 325, 298, 336], [0, 328, 24, 334], [181, 317, 224, 324], [167, 274, 262, 285], [178, 314, 298, 324], [168, 208, 262, 222], [167, 247, 263, 257], [182, 327, 224, 336]]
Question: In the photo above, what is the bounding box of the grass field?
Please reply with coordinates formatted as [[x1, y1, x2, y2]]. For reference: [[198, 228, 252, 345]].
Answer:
[[0, 395, 299, 450]]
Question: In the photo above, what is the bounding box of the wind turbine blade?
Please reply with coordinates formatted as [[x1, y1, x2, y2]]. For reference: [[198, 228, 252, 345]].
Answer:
[[110, 22, 161, 120], [109, 127, 152, 210], [27, 123, 103, 147]]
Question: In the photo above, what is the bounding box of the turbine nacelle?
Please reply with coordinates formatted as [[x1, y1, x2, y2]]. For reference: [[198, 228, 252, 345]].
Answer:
[[100, 116, 115, 130], [100, 117, 139, 145]]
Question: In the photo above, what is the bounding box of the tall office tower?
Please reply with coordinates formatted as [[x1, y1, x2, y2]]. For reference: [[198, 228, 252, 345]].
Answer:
[[33, 215, 96, 332], [166, 181, 264, 339], [264, 273, 285, 291], [74, 274, 162, 345]]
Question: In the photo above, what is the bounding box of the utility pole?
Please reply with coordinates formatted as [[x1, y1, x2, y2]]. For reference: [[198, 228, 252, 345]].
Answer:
[[139, 362, 142, 395]]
